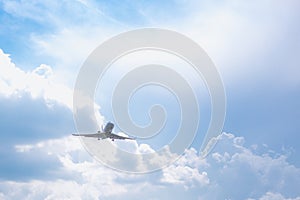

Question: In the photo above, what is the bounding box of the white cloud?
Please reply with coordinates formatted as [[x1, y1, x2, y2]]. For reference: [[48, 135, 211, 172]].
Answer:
[[0, 49, 73, 109], [0, 132, 297, 199], [160, 147, 210, 189], [0, 49, 105, 130], [161, 165, 209, 189], [256, 192, 300, 200], [14, 136, 83, 155], [174, 0, 300, 88], [0, 179, 121, 200], [201, 133, 300, 199], [15, 144, 34, 153]]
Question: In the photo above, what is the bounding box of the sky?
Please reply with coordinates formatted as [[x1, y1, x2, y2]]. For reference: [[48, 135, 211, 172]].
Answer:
[[0, 0, 300, 199]]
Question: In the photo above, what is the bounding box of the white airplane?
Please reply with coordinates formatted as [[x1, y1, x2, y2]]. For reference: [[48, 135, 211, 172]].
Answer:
[[72, 122, 135, 141]]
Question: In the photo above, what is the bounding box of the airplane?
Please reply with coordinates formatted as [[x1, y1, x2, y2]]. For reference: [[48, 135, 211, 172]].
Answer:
[[72, 122, 135, 141]]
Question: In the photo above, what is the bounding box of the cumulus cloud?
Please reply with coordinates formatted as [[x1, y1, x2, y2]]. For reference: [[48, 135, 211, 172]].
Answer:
[[0, 49, 104, 131], [7, 136, 163, 198], [201, 133, 300, 199], [161, 165, 209, 189], [0, 49, 73, 109], [0, 132, 298, 199]]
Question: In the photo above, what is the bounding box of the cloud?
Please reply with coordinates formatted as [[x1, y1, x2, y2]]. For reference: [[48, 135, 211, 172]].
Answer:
[[161, 165, 209, 189], [0, 132, 298, 199], [0, 49, 73, 109], [0, 48, 104, 131], [0, 96, 74, 180], [256, 192, 300, 200], [6, 136, 161, 198], [152, 0, 300, 91], [0, 49, 77, 180], [246, 192, 300, 200], [201, 133, 300, 199], [160, 148, 210, 189]]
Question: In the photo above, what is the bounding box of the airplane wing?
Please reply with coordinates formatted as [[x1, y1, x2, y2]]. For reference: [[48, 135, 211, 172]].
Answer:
[[72, 133, 105, 139], [108, 133, 135, 140]]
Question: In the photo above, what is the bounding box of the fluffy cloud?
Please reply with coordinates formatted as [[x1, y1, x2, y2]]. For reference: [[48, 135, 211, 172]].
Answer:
[[200, 133, 300, 199], [0, 132, 298, 199], [0, 49, 104, 131], [0, 49, 75, 180], [0, 49, 72, 109], [161, 165, 209, 189]]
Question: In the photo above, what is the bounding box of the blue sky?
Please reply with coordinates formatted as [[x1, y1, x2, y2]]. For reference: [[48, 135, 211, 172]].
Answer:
[[0, 0, 300, 199]]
